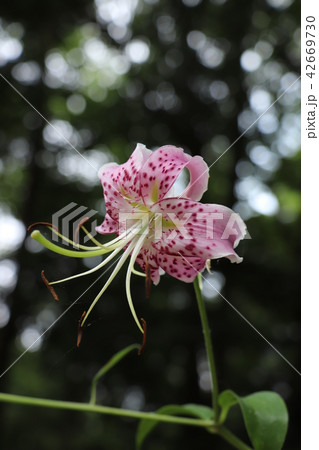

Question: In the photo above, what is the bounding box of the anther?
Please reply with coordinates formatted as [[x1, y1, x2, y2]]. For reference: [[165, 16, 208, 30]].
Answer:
[[74, 217, 90, 244], [145, 262, 151, 299], [77, 311, 86, 347], [138, 318, 147, 356], [41, 270, 59, 301]]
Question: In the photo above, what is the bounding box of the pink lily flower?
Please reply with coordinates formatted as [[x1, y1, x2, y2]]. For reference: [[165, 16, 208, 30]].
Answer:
[[31, 143, 246, 336], [97, 143, 246, 281]]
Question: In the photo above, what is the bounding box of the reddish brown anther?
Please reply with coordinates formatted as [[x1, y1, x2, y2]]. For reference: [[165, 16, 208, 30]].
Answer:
[[27, 222, 60, 233], [145, 262, 151, 299], [77, 311, 86, 348], [41, 270, 59, 301], [138, 318, 147, 356], [74, 217, 90, 244]]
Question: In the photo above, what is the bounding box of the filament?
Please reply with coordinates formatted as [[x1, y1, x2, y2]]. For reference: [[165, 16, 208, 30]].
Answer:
[[49, 247, 123, 285], [125, 232, 149, 333], [80, 238, 139, 327]]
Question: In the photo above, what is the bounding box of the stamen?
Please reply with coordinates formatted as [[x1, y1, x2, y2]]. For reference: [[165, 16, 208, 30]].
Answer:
[[50, 247, 123, 286], [74, 217, 90, 244], [77, 311, 86, 347], [138, 318, 147, 355], [46, 227, 101, 251], [132, 267, 146, 277], [27, 222, 59, 233], [31, 221, 146, 259], [81, 226, 107, 248], [125, 232, 149, 334], [99, 221, 147, 252], [41, 270, 59, 301], [80, 238, 139, 328], [54, 220, 143, 253], [145, 262, 151, 299]]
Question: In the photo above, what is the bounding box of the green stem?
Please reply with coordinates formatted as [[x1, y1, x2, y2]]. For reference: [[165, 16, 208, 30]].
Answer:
[[0, 392, 214, 428], [219, 427, 253, 450], [193, 275, 220, 420]]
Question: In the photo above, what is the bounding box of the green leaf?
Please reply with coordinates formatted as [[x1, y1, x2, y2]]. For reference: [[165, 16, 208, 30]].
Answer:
[[90, 344, 140, 404], [219, 390, 288, 450], [136, 403, 213, 449]]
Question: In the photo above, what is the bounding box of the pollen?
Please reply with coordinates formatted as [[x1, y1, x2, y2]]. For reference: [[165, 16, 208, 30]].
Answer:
[[41, 270, 59, 301], [138, 318, 147, 355]]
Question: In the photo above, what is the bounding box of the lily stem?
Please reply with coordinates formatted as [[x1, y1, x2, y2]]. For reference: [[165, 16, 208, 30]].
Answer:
[[0, 392, 213, 429], [193, 275, 220, 420]]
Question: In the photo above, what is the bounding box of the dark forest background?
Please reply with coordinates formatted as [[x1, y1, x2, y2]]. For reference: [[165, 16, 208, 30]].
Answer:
[[0, 0, 300, 449]]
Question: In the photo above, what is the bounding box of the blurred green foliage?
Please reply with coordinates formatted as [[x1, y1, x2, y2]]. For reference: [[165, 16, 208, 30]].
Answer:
[[0, 0, 300, 448]]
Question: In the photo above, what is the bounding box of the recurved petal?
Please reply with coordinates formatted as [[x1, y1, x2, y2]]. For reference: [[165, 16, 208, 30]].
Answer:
[[152, 198, 246, 263], [180, 155, 209, 201], [140, 145, 209, 205], [157, 253, 206, 282]]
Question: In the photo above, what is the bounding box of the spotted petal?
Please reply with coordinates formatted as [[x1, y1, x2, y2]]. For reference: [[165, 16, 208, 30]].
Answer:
[[157, 253, 206, 282], [140, 145, 209, 205], [98, 143, 151, 229], [134, 238, 161, 285], [152, 198, 246, 263]]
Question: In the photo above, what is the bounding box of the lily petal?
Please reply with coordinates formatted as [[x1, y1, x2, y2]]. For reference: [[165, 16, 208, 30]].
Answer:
[[98, 143, 152, 225], [157, 253, 206, 282], [135, 239, 161, 285], [140, 145, 209, 205], [152, 198, 246, 263], [96, 214, 119, 234], [180, 154, 209, 201]]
